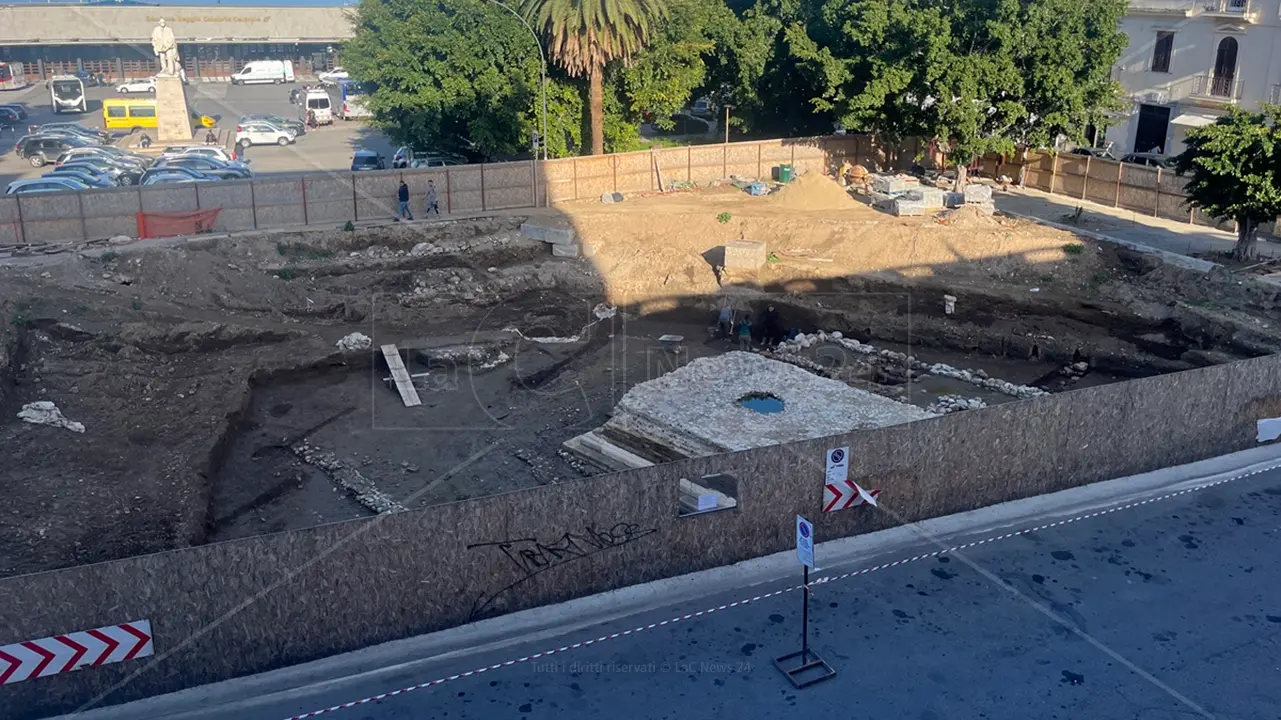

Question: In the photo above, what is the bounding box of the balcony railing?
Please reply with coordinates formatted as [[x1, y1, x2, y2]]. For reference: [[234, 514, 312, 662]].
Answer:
[[1190, 74, 1243, 102]]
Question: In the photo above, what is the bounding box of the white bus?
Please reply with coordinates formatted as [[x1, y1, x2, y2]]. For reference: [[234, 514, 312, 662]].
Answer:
[[49, 75, 87, 113], [338, 81, 373, 120]]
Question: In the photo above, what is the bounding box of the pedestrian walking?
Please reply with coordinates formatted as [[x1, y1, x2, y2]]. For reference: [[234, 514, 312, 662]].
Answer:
[[737, 314, 752, 351], [397, 181, 413, 220], [424, 179, 440, 216]]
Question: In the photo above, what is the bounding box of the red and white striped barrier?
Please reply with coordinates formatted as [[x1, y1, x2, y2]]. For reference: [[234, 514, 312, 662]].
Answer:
[[0, 620, 153, 685], [823, 480, 880, 513]]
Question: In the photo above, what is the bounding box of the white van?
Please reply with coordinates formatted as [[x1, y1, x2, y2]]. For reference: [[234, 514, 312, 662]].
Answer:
[[300, 89, 333, 125], [231, 60, 295, 86]]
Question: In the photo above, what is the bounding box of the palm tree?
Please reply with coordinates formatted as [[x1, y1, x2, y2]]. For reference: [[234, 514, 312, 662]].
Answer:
[[523, 0, 668, 155]]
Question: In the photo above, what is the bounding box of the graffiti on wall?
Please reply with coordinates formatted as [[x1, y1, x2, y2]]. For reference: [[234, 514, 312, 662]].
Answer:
[[466, 522, 657, 620]]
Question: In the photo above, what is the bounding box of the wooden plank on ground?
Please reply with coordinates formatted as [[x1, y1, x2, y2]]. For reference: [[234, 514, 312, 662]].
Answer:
[[380, 344, 421, 407]]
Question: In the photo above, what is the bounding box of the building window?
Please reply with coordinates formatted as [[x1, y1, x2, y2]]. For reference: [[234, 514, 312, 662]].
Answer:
[[1151, 32, 1173, 73]]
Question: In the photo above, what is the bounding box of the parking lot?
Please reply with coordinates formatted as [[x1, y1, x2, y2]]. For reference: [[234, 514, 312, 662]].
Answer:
[[1, 81, 397, 188]]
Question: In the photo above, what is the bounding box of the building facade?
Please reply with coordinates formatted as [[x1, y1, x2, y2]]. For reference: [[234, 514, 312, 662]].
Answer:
[[1106, 0, 1281, 156], [0, 4, 353, 81]]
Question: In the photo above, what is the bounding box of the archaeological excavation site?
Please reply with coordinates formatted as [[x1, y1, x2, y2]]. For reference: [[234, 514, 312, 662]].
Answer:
[[3, 172, 1281, 579]]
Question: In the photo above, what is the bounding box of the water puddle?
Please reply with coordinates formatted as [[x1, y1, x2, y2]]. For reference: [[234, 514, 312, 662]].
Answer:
[[739, 392, 785, 414]]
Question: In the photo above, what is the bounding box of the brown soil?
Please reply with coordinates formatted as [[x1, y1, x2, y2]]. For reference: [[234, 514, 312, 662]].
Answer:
[[2, 174, 1280, 578]]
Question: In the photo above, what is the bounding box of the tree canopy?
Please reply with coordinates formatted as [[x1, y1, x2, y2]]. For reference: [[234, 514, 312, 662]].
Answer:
[[343, 0, 1129, 161], [1175, 108, 1281, 261]]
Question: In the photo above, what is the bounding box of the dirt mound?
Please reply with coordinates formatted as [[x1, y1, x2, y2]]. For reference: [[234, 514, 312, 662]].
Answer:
[[767, 173, 855, 212], [935, 204, 1002, 229]]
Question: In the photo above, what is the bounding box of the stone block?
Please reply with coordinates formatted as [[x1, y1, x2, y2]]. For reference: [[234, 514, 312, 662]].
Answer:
[[154, 75, 193, 143], [543, 227, 575, 245], [945, 192, 966, 208], [871, 175, 913, 195], [964, 184, 993, 203], [520, 222, 546, 241], [903, 187, 945, 208], [892, 198, 926, 217], [551, 242, 580, 258], [723, 240, 766, 270]]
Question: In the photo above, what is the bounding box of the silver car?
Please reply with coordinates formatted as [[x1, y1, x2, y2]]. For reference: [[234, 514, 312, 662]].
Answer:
[[6, 177, 90, 194]]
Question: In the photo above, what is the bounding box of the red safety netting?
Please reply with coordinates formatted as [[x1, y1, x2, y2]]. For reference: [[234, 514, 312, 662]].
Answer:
[[136, 208, 222, 239]]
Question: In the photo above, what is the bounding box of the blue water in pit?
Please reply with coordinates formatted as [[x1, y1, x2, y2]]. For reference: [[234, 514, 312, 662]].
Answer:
[[738, 393, 784, 414]]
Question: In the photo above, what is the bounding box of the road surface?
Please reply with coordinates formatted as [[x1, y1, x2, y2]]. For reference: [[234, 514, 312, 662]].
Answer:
[[55, 450, 1281, 720]]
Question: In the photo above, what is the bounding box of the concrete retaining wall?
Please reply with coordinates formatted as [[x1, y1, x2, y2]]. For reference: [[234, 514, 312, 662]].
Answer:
[[2, 353, 1279, 719]]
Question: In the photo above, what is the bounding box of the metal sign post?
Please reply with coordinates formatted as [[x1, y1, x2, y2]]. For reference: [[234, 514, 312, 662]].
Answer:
[[774, 515, 836, 688]]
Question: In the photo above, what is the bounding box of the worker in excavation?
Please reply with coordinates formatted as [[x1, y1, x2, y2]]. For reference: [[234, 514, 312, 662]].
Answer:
[[737, 313, 752, 351], [717, 302, 734, 339]]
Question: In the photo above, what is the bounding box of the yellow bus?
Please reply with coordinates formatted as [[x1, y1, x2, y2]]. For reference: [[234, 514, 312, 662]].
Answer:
[[102, 98, 215, 131]]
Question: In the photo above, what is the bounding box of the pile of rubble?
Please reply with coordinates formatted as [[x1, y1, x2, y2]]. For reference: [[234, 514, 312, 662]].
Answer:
[[291, 441, 406, 515], [865, 174, 997, 217], [926, 394, 989, 414], [772, 330, 1049, 400]]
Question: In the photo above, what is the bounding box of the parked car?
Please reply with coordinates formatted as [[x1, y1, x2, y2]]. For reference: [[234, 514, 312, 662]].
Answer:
[[1070, 146, 1120, 161], [1121, 152, 1177, 169], [115, 77, 156, 94], [5, 177, 89, 194], [39, 123, 111, 143], [57, 147, 150, 169], [58, 158, 142, 185], [45, 168, 114, 188], [14, 135, 85, 166], [392, 147, 468, 169], [240, 114, 305, 136], [0, 103, 30, 119], [57, 146, 150, 168], [235, 120, 296, 148], [689, 97, 714, 118], [163, 145, 246, 165], [350, 150, 386, 171], [155, 155, 252, 178], [140, 166, 217, 185], [317, 67, 350, 86]]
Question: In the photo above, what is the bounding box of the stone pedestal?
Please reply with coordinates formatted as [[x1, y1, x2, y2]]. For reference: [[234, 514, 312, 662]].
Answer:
[[154, 75, 192, 143]]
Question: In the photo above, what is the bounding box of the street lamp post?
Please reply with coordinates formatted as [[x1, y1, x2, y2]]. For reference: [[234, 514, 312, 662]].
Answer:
[[489, 0, 548, 163]]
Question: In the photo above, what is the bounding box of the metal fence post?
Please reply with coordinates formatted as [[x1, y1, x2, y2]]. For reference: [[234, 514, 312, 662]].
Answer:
[[351, 174, 358, 221], [15, 195, 27, 245], [1154, 167, 1162, 218], [1114, 161, 1123, 207], [249, 181, 258, 229], [480, 163, 487, 211], [1081, 155, 1090, 200], [76, 192, 88, 241], [445, 167, 452, 214], [300, 178, 309, 225]]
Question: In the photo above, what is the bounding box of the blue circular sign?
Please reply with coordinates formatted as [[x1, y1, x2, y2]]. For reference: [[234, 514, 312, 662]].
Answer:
[[799, 522, 811, 539], [830, 449, 845, 464]]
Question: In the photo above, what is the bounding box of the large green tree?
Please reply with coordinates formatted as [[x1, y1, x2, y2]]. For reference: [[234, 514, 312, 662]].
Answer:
[[344, 0, 549, 158], [787, 0, 1125, 186], [523, 0, 670, 155], [1175, 108, 1281, 261]]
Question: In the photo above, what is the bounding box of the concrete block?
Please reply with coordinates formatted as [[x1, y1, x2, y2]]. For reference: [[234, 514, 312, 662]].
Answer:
[[551, 242, 580, 258], [945, 192, 966, 208], [543, 227, 575, 245], [723, 240, 766, 270], [871, 175, 913, 195], [520, 222, 546, 241], [964, 184, 993, 203], [868, 190, 899, 210], [892, 198, 926, 217]]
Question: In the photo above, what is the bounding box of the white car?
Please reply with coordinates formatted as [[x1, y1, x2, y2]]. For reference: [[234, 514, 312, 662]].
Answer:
[[236, 121, 296, 148], [115, 77, 156, 94], [167, 146, 247, 165], [317, 68, 349, 87]]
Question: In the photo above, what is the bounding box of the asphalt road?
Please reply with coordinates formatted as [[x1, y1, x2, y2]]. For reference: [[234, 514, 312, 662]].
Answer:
[[58, 450, 1281, 720], [0, 81, 395, 188]]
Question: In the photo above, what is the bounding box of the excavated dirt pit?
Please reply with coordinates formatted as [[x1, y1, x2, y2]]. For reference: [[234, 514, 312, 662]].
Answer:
[[3, 175, 1281, 576]]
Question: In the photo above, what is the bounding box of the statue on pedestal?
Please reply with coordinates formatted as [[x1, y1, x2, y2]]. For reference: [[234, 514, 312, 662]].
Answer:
[[151, 19, 180, 77]]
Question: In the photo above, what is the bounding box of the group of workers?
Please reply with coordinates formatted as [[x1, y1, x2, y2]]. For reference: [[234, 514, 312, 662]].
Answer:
[[717, 302, 789, 351]]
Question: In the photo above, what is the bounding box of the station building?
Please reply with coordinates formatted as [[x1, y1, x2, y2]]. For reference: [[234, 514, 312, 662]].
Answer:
[[0, 3, 352, 81]]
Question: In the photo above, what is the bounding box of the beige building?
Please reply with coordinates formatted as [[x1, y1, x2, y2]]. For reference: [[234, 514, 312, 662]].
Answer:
[[0, 4, 353, 80]]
